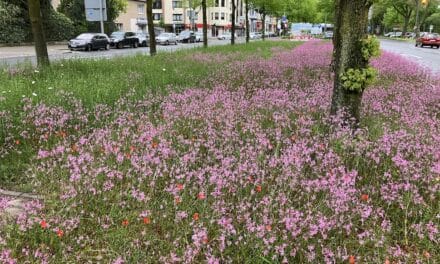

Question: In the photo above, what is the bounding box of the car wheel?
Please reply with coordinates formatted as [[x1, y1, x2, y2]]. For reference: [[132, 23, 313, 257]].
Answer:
[[105, 44, 110, 50], [175, 41, 178, 45], [142, 41, 147, 47], [133, 42, 139, 48], [117, 42, 123, 49], [166, 40, 169, 45], [86, 44, 92, 51]]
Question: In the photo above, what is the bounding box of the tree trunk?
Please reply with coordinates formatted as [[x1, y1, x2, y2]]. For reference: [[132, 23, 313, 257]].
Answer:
[[245, 0, 250, 43], [402, 11, 412, 36], [262, 12, 266, 41], [330, 0, 372, 125], [28, 0, 49, 67], [202, 0, 208, 48], [231, 0, 236, 45], [147, 0, 157, 56]]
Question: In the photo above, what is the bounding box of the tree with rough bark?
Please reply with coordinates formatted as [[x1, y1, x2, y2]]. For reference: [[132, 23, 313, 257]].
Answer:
[[231, 0, 236, 45], [28, 0, 49, 66], [245, 0, 250, 43], [330, 0, 379, 126], [202, 0, 208, 48], [146, 0, 156, 56]]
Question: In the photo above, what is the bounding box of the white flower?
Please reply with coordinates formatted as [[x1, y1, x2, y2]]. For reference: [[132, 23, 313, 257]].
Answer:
[[1, 91, 5, 94], [60, 64, 64, 67], [32, 92, 37, 97], [31, 81, 36, 84], [22, 95, 25, 98], [162, 68, 166, 71], [34, 70, 39, 73], [48, 87, 53, 90]]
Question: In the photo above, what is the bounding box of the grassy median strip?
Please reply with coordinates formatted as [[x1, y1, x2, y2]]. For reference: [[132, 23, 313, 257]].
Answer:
[[0, 40, 301, 191]]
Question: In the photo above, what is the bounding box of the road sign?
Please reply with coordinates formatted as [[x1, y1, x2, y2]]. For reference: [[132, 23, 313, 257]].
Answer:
[[85, 0, 107, 22]]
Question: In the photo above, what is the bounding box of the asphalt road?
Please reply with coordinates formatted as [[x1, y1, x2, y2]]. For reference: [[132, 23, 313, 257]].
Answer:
[[0, 38, 247, 67], [380, 39, 440, 73]]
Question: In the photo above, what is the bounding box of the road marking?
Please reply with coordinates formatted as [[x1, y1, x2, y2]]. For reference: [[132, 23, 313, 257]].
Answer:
[[400, 53, 422, 59]]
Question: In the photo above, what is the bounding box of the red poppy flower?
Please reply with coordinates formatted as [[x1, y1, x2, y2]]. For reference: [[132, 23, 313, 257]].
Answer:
[[197, 192, 206, 200], [265, 225, 272, 231], [349, 255, 355, 264], [143, 217, 151, 224], [256, 185, 262, 193], [40, 220, 47, 229], [57, 229, 64, 238], [361, 194, 369, 202], [15, 140, 20, 145], [177, 184, 184, 191], [151, 141, 158, 149], [175, 196, 181, 204], [122, 219, 129, 226], [193, 213, 199, 221]]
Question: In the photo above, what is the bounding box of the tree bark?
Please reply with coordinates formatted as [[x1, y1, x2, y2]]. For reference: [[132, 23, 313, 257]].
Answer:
[[262, 12, 266, 41], [245, 0, 250, 43], [231, 0, 236, 45], [330, 0, 372, 124], [28, 0, 49, 67], [147, 0, 157, 56], [402, 14, 411, 36], [202, 0, 208, 48]]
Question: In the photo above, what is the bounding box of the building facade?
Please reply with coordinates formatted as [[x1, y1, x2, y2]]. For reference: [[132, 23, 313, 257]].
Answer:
[[115, 0, 277, 36]]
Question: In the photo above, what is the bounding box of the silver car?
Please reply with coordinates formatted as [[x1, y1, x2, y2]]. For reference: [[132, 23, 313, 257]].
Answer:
[[156, 33, 178, 45], [195, 32, 204, 42]]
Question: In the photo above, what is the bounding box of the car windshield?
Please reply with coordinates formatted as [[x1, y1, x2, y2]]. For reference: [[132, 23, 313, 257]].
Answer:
[[110, 32, 125, 38], [76, 33, 94, 40], [159, 33, 171, 37]]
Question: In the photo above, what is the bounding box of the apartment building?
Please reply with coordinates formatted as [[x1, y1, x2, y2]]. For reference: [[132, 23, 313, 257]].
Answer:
[[115, 0, 277, 36]]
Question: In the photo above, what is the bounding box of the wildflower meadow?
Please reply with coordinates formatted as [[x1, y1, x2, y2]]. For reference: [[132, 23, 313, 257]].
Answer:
[[0, 41, 439, 263]]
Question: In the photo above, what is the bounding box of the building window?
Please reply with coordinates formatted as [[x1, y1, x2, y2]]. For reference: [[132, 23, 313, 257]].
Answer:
[[172, 1, 182, 8], [221, 0, 225, 7], [153, 13, 161, 20], [115, 23, 123, 31], [211, 13, 213, 20], [215, 12, 219, 20], [137, 4, 145, 15], [221, 12, 225, 20], [153, 0, 162, 9], [173, 14, 182, 21], [215, 0, 219, 7]]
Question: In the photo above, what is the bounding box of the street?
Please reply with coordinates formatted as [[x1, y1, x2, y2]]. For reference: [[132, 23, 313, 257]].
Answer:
[[0, 38, 248, 67], [1, 38, 439, 73], [380, 39, 440, 73]]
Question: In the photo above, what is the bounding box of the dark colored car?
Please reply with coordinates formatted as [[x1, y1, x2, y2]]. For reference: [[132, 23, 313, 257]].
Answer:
[[109, 32, 140, 49], [415, 33, 440, 48], [178, 30, 196, 43], [68, 33, 110, 51]]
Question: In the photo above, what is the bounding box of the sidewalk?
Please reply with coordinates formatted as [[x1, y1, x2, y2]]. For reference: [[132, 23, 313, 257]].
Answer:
[[0, 45, 70, 59]]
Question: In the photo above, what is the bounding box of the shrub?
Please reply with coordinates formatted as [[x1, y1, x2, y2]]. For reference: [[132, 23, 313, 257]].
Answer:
[[44, 11, 75, 41], [0, 1, 28, 43]]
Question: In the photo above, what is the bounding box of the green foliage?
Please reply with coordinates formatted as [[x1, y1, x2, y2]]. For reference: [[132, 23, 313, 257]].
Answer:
[[361, 35, 381, 61], [340, 67, 377, 93], [0, 1, 28, 43], [58, 0, 127, 34], [44, 11, 75, 41]]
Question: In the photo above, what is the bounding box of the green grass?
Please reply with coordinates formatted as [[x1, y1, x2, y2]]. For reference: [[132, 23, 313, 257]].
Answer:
[[0, 40, 301, 191]]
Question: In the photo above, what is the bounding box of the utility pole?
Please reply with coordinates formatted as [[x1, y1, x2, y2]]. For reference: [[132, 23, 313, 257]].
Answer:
[[99, 0, 104, 33]]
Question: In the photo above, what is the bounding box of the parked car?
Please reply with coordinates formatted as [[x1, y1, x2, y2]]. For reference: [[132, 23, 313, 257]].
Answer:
[[156, 33, 178, 45], [250, 32, 262, 39], [384, 31, 403, 38], [323, 31, 333, 39], [404, 32, 415, 38], [68, 33, 109, 51], [415, 33, 440, 48], [136, 32, 150, 47], [109, 31, 139, 49], [178, 30, 196, 43], [195, 32, 204, 42], [264, 32, 276, 38], [218, 32, 237, 40]]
